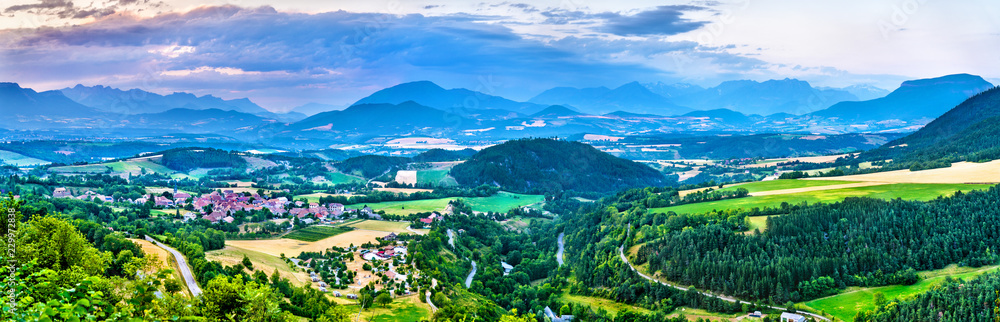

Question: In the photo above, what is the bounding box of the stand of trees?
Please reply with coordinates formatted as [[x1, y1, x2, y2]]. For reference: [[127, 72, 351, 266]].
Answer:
[[637, 186, 1000, 303], [854, 271, 1000, 322]]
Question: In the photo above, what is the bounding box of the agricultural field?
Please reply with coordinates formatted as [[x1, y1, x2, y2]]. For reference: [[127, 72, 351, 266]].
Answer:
[[802, 264, 1000, 322], [226, 229, 386, 257], [205, 245, 313, 287], [283, 225, 354, 242], [716, 179, 858, 194], [655, 183, 993, 215], [346, 220, 413, 233], [347, 192, 544, 216], [297, 192, 355, 203], [0, 150, 50, 166], [808, 159, 1000, 184], [51, 159, 176, 176]]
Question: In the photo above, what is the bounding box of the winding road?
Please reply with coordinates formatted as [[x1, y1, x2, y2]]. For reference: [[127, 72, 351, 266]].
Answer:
[[464, 260, 478, 288], [146, 235, 202, 297], [618, 227, 828, 321], [556, 232, 565, 267], [447, 229, 456, 248]]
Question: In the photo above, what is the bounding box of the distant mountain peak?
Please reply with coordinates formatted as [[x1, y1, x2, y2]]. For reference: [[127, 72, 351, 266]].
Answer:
[[529, 105, 583, 118]]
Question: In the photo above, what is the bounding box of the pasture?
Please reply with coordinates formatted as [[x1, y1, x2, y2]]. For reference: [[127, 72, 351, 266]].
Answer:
[[364, 295, 432, 322], [347, 192, 544, 216], [654, 183, 993, 215], [717, 179, 858, 194], [283, 225, 353, 242], [226, 229, 385, 257], [0, 150, 50, 166], [802, 264, 1000, 322]]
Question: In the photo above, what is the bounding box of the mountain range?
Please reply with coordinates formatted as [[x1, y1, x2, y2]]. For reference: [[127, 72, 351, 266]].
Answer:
[[60, 84, 305, 122], [810, 74, 994, 123], [0, 74, 994, 147]]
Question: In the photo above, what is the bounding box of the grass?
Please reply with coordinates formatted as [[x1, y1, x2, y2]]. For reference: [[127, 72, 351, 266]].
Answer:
[[364, 295, 431, 322], [0, 150, 50, 166], [802, 264, 1000, 321], [559, 293, 652, 316], [416, 169, 458, 186], [205, 245, 312, 287], [718, 179, 858, 194], [283, 226, 353, 242], [654, 183, 993, 215], [50, 159, 176, 175], [347, 220, 413, 233], [745, 215, 773, 233], [297, 192, 351, 203], [326, 172, 366, 185], [347, 192, 544, 216]]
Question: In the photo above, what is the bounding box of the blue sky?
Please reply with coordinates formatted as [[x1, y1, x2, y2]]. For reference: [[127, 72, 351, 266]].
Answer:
[[1, 0, 998, 111]]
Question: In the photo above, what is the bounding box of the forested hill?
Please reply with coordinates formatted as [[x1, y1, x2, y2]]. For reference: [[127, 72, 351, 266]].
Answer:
[[448, 138, 670, 193], [865, 86, 1000, 162]]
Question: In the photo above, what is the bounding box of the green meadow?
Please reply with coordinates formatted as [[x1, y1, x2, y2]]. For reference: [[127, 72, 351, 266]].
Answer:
[[802, 264, 1000, 321], [656, 183, 992, 215], [348, 192, 544, 216], [718, 179, 857, 194], [283, 225, 353, 242]]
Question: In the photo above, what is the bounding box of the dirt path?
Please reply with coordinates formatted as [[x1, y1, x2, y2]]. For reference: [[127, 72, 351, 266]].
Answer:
[[749, 182, 890, 197]]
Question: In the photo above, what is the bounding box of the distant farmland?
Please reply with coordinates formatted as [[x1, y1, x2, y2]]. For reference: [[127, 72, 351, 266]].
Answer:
[[283, 225, 353, 242]]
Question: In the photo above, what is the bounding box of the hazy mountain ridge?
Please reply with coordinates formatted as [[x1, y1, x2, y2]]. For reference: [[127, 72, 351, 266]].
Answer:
[[811, 74, 994, 123]]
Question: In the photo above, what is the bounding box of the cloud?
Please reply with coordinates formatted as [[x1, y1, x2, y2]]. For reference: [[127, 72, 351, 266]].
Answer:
[[600, 5, 708, 36], [2, 5, 684, 106], [3, 0, 161, 19]]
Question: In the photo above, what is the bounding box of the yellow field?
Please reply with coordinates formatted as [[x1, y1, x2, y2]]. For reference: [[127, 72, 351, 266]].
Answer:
[[131, 238, 191, 297], [347, 220, 413, 233], [206, 245, 312, 287], [809, 160, 1000, 184], [226, 230, 386, 257]]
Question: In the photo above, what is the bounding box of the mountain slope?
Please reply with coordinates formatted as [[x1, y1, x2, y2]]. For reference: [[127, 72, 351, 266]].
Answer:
[[865, 86, 1000, 162], [530, 82, 690, 116], [449, 138, 670, 193], [811, 74, 994, 122], [61, 84, 271, 115], [529, 105, 584, 118], [127, 108, 271, 132], [353, 81, 546, 114], [0, 82, 108, 128], [670, 78, 858, 115], [286, 101, 473, 135]]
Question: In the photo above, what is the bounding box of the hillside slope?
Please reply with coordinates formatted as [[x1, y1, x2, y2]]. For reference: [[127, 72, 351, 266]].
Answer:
[[811, 74, 993, 122], [866, 86, 1000, 162], [449, 138, 669, 193]]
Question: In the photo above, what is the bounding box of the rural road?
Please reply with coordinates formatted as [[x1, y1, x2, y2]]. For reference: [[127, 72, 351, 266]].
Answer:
[[618, 227, 828, 321], [447, 229, 456, 248], [556, 232, 565, 267], [146, 236, 202, 297], [464, 260, 477, 288], [426, 278, 439, 312]]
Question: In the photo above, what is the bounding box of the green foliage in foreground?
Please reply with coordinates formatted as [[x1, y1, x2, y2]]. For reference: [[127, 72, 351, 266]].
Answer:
[[283, 225, 353, 242]]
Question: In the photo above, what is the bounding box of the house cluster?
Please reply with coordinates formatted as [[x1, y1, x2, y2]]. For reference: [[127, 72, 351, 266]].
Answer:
[[419, 212, 441, 224], [53, 187, 113, 203], [361, 245, 407, 261]]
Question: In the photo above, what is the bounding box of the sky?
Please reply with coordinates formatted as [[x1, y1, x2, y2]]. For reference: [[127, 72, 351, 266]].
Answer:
[[1, 0, 998, 112]]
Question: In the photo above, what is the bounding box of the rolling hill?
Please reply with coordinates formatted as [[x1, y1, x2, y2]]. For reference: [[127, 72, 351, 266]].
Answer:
[[286, 101, 473, 137], [127, 108, 272, 132], [810, 74, 994, 123], [449, 138, 670, 193]]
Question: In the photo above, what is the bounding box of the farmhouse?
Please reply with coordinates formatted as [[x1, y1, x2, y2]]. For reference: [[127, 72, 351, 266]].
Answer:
[[53, 187, 72, 198], [383, 232, 397, 241]]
